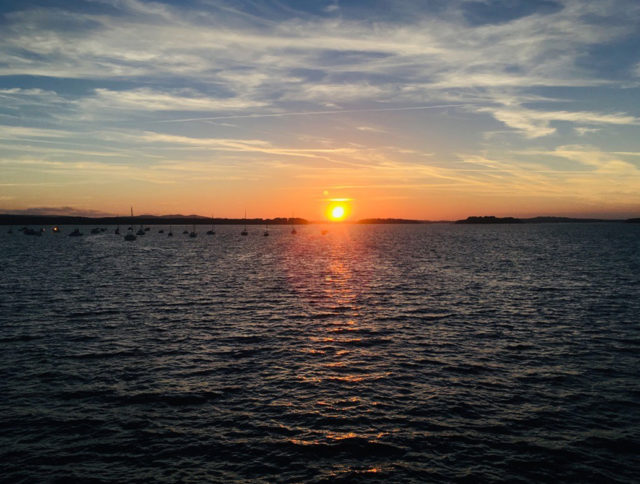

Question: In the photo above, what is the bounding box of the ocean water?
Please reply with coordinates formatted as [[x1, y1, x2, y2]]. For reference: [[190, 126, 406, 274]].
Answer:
[[1, 223, 639, 483]]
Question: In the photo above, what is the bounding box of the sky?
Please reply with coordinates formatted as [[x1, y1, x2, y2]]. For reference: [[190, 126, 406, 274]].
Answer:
[[1, 0, 640, 220]]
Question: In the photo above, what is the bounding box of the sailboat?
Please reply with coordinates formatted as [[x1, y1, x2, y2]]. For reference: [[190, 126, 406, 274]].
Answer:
[[290, 215, 297, 235], [263, 222, 269, 236], [241, 209, 248, 236], [168, 225, 173, 237], [124, 207, 137, 241], [207, 215, 215, 235], [189, 224, 197, 238]]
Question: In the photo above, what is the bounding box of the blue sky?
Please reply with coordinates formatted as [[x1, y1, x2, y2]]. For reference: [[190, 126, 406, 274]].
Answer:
[[1, 0, 639, 219]]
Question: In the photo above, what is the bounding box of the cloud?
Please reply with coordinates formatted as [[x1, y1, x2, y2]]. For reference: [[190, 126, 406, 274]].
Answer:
[[517, 145, 640, 175], [80, 88, 265, 112], [574, 127, 600, 136], [477, 106, 638, 138], [0, 125, 73, 139], [356, 126, 386, 133]]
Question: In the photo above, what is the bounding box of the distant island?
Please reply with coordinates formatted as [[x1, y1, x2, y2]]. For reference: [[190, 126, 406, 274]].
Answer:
[[0, 214, 309, 226], [455, 216, 521, 224], [357, 218, 432, 224], [1, 213, 638, 226], [455, 216, 628, 224]]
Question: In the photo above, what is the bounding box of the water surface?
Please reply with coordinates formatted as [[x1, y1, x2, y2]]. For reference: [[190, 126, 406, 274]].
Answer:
[[1, 223, 639, 482]]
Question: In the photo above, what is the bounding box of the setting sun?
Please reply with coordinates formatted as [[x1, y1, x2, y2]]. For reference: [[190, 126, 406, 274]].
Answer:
[[329, 205, 345, 221], [331, 206, 345, 220]]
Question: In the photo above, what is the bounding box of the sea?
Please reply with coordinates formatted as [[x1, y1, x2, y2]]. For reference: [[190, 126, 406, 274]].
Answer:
[[1, 223, 639, 483]]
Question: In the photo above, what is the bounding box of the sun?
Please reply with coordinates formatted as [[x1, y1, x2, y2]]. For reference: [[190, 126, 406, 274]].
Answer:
[[329, 205, 346, 221]]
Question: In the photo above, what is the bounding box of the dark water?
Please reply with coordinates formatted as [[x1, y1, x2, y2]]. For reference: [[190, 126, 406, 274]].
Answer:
[[1, 223, 639, 483]]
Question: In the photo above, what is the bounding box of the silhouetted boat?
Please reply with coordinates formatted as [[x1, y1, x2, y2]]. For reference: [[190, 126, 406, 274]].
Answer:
[[124, 207, 137, 241], [207, 215, 215, 235], [263, 224, 269, 236], [91, 227, 100, 234], [159, 229, 164, 233], [136, 212, 145, 235], [69, 228, 83, 237], [241, 209, 248, 236], [189, 224, 197, 238], [183, 229, 189, 234], [115, 226, 120, 235], [8, 227, 13, 234], [168, 226, 173, 237]]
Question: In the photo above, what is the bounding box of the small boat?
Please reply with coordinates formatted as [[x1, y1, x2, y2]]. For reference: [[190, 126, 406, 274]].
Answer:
[[115, 226, 120, 235], [168, 226, 173, 237], [8, 227, 13, 234], [241, 209, 248, 236], [183, 229, 189, 234], [158, 229, 164, 233], [124, 207, 137, 241], [69, 228, 83, 237], [263, 224, 269, 236], [91, 227, 100, 234], [189, 224, 197, 238], [52, 226, 60, 233], [207, 215, 215, 235], [136, 213, 146, 235]]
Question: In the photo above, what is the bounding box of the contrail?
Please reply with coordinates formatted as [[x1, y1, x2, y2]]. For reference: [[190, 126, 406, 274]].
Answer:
[[156, 104, 471, 123]]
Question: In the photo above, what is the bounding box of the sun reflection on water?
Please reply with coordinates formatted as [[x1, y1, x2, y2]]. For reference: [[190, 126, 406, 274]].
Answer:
[[278, 225, 392, 465]]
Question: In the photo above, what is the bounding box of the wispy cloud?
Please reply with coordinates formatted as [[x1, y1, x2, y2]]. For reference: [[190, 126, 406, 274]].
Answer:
[[80, 88, 266, 112], [477, 106, 639, 138]]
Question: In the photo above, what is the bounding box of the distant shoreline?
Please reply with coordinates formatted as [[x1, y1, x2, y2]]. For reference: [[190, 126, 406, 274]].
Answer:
[[1, 214, 638, 225]]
